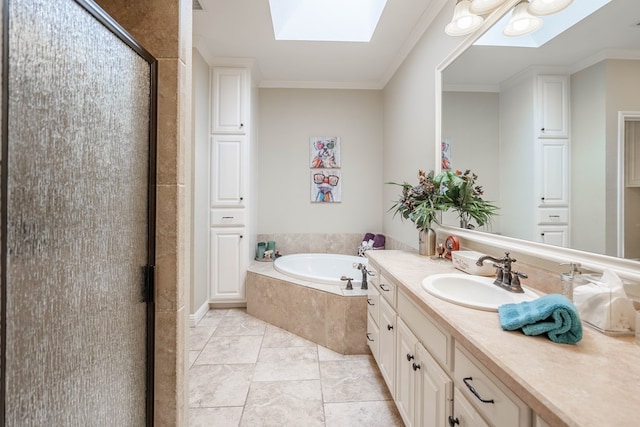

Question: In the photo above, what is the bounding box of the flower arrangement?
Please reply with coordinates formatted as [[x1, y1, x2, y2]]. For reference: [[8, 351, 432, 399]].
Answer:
[[387, 170, 447, 230], [433, 169, 498, 229], [387, 169, 498, 230]]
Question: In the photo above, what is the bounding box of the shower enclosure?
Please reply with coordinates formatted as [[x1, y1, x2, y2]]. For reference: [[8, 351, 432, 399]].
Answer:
[[1, 0, 157, 424]]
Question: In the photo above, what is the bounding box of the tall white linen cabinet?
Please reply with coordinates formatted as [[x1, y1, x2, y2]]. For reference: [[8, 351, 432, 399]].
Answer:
[[208, 64, 257, 305]]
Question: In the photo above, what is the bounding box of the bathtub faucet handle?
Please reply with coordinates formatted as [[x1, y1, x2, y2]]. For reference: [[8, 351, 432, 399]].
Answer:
[[340, 276, 354, 290]]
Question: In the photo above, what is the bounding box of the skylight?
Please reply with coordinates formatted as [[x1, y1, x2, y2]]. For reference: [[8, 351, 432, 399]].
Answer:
[[268, 0, 388, 42], [474, 0, 611, 48]]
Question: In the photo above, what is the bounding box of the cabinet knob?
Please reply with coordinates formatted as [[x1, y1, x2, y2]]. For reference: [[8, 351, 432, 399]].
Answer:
[[541, 197, 545, 201], [448, 416, 460, 426], [406, 353, 414, 361], [240, 197, 244, 201], [412, 362, 420, 371], [541, 127, 545, 132], [387, 324, 393, 331], [540, 232, 545, 236], [240, 235, 243, 239], [240, 123, 244, 128]]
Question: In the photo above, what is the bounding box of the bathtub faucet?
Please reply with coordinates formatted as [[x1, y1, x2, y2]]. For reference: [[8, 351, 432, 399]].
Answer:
[[353, 263, 371, 290]]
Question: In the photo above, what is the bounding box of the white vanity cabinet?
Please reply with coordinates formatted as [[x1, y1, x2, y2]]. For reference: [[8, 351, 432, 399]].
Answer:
[[451, 388, 490, 427], [378, 297, 397, 397], [535, 75, 570, 247], [366, 283, 381, 360], [208, 65, 254, 305]]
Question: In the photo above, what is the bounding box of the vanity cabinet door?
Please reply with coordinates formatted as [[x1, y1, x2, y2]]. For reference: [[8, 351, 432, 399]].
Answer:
[[537, 225, 569, 247], [209, 227, 247, 302], [452, 388, 490, 427], [416, 343, 452, 427], [210, 135, 246, 208], [396, 319, 418, 427], [211, 67, 247, 134], [378, 297, 397, 398], [366, 313, 380, 361], [538, 139, 569, 207]]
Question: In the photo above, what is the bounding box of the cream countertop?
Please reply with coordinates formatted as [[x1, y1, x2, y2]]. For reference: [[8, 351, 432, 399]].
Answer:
[[365, 250, 640, 427]]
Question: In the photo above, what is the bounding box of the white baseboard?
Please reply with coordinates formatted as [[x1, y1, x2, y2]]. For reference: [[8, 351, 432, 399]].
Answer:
[[189, 301, 209, 328]]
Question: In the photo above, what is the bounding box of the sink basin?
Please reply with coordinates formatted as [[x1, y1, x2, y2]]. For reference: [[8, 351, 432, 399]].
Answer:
[[421, 273, 539, 311]]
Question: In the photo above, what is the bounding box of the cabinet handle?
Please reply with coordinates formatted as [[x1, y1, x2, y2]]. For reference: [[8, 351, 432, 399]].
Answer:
[[380, 284, 390, 292], [366, 333, 374, 342], [463, 377, 495, 404], [222, 216, 234, 219], [406, 353, 414, 361], [448, 416, 460, 426], [412, 362, 420, 371], [367, 299, 375, 306], [387, 324, 393, 331]]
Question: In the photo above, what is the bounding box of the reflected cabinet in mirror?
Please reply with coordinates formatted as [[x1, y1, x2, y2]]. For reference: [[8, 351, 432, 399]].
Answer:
[[440, 0, 640, 261]]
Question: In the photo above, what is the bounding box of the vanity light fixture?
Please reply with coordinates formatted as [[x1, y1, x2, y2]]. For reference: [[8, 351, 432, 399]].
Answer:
[[528, 0, 573, 16], [469, 0, 507, 15], [445, 0, 485, 36], [503, 0, 543, 37]]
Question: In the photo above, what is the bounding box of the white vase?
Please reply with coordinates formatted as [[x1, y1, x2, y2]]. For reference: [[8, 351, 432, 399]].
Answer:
[[419, 228, 437, 256]]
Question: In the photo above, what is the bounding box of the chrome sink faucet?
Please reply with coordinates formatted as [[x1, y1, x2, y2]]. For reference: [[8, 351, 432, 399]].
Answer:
[[476, 252, 527, 293]]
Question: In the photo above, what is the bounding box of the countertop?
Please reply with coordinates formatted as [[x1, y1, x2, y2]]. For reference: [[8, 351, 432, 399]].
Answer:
[[365, 250, 640, 427]]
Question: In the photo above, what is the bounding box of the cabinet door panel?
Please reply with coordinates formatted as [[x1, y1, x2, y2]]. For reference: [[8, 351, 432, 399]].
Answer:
[[416, 344, 452, 427], [210, 227, 246, 301], [211, 135, 245, 207], [396, 319, 418, 427], [537, 75, 568, 138], [211, 67, 246, 133], [539, 140, 569, 206], [378, 298, 396, 398]]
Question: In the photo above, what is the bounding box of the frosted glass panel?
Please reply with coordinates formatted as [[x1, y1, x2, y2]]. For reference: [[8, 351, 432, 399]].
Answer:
[[3, 0, 152, 424]]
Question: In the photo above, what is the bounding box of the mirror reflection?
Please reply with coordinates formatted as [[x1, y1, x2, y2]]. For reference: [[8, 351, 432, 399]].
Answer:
[[441, 0, 640, 261]]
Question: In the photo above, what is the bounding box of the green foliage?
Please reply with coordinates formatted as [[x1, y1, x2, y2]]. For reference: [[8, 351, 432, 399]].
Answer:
[[387, 169, 498, 230]]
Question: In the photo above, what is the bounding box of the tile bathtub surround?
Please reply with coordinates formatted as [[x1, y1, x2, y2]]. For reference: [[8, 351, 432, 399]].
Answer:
[[245, 269, 369, 355], [256, 233, 373, 256], [189, 309, 403, 427]]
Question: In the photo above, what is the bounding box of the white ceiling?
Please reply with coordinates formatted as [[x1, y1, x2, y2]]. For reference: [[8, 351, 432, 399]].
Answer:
[[192, 0, 445, 89], [193, 0, 640, 90]]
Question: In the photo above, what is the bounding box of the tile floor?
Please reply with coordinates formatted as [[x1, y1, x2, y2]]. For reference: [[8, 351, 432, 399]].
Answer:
[[188, 308, 403, 426]]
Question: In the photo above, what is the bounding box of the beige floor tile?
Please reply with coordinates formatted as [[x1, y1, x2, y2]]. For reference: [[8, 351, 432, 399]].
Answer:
[[324, 401, 403, 427], [240, 380, 324, 427], [196, 310, 227, 327], [189, 325, 216, 351], [213, 315, 268, 337], [253, 347, 320, 382], [196, 335, 263, 365], [262, 324, 317, 348], [189, 407, 243, 427], [320, 359, 392, 403], [318, 345, 372, 362], [189, 364, 254, 407]]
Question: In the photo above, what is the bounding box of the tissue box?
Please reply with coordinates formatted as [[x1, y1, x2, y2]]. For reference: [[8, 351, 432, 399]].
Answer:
[[451, 251, 496, 276]]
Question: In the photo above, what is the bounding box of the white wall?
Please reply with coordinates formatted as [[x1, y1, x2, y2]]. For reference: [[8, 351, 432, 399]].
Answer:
[[605, 60, 640, 255], [499, 75, 536, 240], [382, 1, 459, 248], [571, 62, 606, 254], [190, 48, 210, 315], [257, 88, 384, 234], [442, 91, 501, 232]]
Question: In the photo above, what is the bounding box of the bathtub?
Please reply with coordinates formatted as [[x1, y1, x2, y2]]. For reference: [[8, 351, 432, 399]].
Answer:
[[273, 253, 368, 288], [246, 253, 370, 355]]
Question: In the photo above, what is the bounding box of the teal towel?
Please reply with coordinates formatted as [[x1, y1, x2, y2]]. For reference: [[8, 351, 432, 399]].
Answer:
[[498, 294, 582, 344]]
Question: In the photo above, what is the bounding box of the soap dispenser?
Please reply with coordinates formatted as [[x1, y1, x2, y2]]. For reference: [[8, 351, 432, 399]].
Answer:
[[560, 262, 583, 301]]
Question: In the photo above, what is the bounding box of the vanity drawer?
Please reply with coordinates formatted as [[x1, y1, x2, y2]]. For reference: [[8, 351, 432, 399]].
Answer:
[[398, 290, 452, 371], [454, 345, 531, 427], [366, 313, 380, 361], [367, 283, 380, 325], [378, 273, 397, 308], [537, 207, 568, 224], [210, 209, 245, 226]]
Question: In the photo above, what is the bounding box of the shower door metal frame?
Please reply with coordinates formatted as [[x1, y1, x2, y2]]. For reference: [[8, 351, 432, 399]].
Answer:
[[0, 0, 158, 424]]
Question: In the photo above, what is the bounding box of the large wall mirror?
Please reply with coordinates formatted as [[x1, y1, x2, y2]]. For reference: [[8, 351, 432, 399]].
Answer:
[[438, 0, 640, 267]]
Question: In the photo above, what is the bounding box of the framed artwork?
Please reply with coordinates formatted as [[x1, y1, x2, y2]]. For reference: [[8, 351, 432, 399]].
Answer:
[[441, 138, 451, 170], [311, 170, 341, 203], [310, 136, 340, 168]]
